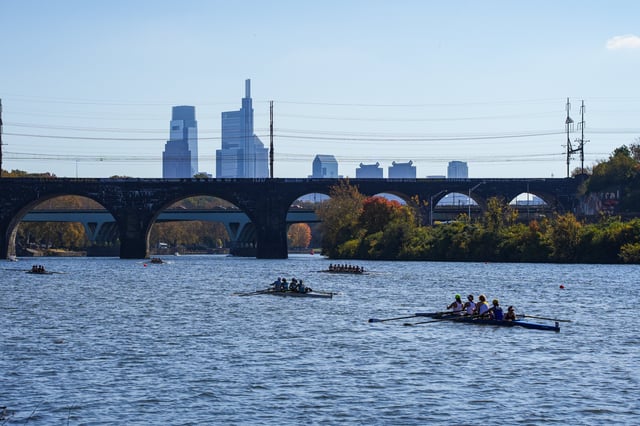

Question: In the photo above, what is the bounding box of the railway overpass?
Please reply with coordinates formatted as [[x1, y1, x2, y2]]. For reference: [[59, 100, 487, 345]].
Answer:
[[0, 177, 583, 259]]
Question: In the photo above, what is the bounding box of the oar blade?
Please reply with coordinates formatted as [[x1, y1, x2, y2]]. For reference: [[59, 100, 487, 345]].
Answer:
[[368, 318, 382, 323]]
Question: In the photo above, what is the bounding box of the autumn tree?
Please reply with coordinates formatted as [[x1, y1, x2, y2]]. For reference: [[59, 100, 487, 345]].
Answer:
[[287, 223, 312, 248]]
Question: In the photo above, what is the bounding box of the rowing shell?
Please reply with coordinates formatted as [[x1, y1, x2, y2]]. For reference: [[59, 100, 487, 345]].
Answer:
[[414, 312, 560, 332], [234, 289, 334, 299]]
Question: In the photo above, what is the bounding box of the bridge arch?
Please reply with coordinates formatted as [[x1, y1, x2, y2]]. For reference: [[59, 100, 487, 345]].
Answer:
[[6, 193, 110, 258], [150, 196, 237, 255]]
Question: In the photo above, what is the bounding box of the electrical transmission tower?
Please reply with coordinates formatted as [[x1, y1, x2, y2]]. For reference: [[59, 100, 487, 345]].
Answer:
[[574, 100, 588, 175], [564, 98, 587, 177]]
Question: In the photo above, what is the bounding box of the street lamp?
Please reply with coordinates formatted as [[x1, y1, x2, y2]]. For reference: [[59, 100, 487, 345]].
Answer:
[[468, 182, 483, 221], [430, 189, 447, 226]]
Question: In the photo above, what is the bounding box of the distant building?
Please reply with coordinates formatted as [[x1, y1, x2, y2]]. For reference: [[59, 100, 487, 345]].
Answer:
[[162, 106, 198, 178], [356, 162, 383, 178], [447, 161, 468, 178], [216, 79, 268, 178], [310, 155, 339, 178], [388, 161, 416, 178]]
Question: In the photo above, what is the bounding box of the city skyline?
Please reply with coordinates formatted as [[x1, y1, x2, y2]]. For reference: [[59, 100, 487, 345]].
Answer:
[[1, 1, 639, 179]]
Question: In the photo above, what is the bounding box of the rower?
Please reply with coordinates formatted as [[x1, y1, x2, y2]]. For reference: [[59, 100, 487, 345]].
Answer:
[[463, 294, 476, 315], [489, 299, 504, 320], [447, 294, 464, 315], [474, 294, 490, 317], [272, 277, 282, 291], [280, 278, 288, 291]]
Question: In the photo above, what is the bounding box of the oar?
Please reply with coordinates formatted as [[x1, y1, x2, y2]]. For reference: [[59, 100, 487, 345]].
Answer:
[[522, 314, 571, 323], [403, 319, 449, 326], [368, 314, 419, 323], [405, 312, 488, 326], [232, 289, 272, 296]]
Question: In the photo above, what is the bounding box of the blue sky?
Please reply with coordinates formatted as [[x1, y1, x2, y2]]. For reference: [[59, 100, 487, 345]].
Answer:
[[1, 0, 639, 178]]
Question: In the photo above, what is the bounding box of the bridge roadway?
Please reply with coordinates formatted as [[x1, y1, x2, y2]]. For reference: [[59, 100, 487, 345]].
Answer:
[[21, 208, 319, 246], [0, 177, 584, 259]]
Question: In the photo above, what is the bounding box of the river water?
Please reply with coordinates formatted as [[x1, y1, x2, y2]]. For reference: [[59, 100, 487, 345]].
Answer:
[[1, 255, 638, 425]]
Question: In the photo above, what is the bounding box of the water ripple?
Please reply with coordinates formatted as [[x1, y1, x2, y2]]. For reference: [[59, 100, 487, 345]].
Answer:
[[1, 257, 639, 424]]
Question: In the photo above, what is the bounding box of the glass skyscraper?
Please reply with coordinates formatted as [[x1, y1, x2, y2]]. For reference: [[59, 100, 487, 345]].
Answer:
[[216, 79, 268, 178], [162, 106, 198, 178], [311, 155, 338, 178], [447, 161, 469, 178]]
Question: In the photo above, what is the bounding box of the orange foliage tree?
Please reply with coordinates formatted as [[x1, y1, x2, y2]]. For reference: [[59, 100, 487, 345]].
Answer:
[[288, 223, 312, 248]]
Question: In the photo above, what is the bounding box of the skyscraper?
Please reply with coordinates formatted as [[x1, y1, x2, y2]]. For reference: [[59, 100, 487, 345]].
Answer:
[[216, 79, 268, 178], [447, 161, 468, 178], [162, 106, 198, 178], [311, 155, 338, 178]]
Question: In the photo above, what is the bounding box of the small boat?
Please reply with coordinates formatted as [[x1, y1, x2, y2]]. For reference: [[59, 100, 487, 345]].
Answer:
[[322, 263, 366, 274], [26, 270, 54, 275], [27, 265, 53, 275], [320, 269, 366, 275], [414, 312, 560, 332], [234, 288, 334, 299], [150, 257, 164, 264]]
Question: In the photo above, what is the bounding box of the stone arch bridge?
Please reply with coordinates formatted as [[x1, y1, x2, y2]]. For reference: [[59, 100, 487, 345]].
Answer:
[[0, 177, 583, 259]]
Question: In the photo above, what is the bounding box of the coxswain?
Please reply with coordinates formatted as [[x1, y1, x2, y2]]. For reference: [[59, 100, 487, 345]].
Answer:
[[489, 299, 504, 320], [505, 306, 517, 321], [447, 294, 464, 315], [298, 279, 306, 293]]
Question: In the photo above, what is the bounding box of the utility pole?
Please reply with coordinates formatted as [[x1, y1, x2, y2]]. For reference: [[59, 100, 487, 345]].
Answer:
[[574, 100, 588, 175], [269, 100, 274, 179], [564, 98, 574, 178], [0, 98, 3, 178], [564, 98, 586, 177]]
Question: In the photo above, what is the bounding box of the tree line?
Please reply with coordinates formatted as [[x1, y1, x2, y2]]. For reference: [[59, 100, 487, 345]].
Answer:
[[315, 145, 640, 264]]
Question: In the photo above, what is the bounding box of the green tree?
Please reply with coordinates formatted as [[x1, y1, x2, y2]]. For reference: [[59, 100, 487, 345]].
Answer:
[[316, 180, 366, 257], [546, 213, 582, 262]]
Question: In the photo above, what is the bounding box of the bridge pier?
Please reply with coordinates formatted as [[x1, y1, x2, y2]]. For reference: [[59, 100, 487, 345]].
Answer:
[[0, 225, 15, 259], [255, 224, 288, 259], [119, 235, 148, 259], [113, 209, 153, 259], [252, 190, 289, 259]]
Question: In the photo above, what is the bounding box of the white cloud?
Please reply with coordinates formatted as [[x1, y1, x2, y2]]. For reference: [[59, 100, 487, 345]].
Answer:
[[606, 34, 640, 50]]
